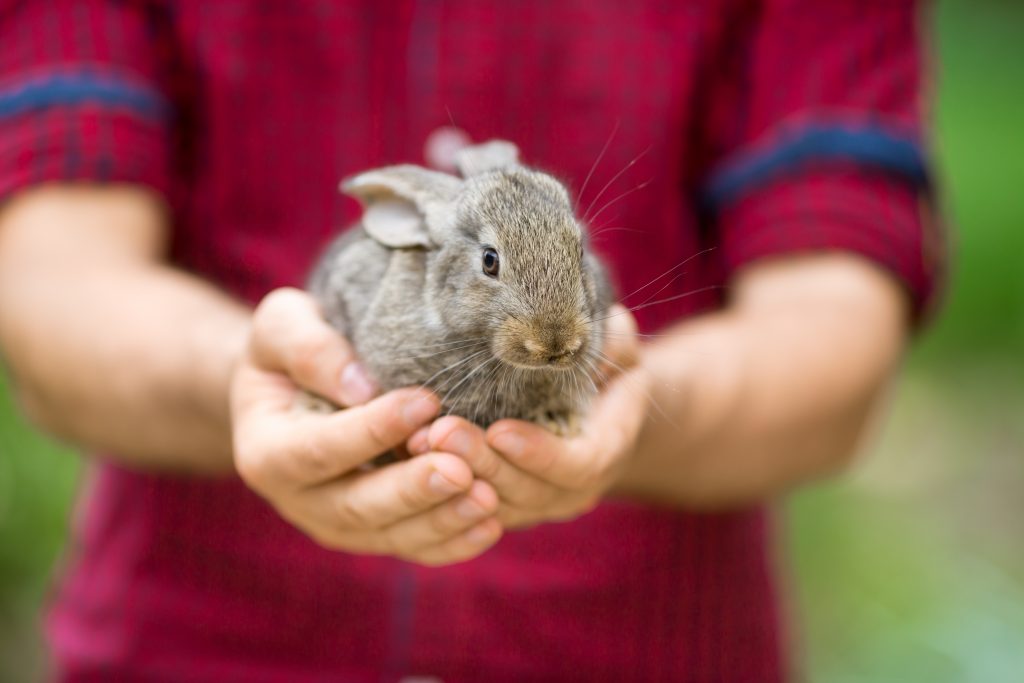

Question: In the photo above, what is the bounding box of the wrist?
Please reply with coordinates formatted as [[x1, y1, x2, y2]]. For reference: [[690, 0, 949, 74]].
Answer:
[[182, 304, 250, 472]]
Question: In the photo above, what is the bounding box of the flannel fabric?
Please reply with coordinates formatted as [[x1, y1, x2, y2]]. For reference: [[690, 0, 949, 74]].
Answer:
[[0, 1, 939, 681]]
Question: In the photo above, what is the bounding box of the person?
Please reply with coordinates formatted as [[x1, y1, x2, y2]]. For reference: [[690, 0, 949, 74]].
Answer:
[[0, 1, 941, 681]]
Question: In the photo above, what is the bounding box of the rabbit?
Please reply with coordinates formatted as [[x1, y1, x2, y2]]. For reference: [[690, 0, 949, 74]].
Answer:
[[306, 140, 615, 436]]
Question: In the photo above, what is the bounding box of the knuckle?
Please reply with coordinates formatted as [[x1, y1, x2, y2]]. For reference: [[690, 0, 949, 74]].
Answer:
[[426, 506, 459, 538], [252, 289, 294, 334], [296, 430, 335, 479], [396, 474, 429, 512], [474, 449, 503, 481], [529, 448, 558, 476], [336, 494, 374, 530], [289, 334, 333, 381], [261, 287, 304, 316], [364, 408, 403, 452]]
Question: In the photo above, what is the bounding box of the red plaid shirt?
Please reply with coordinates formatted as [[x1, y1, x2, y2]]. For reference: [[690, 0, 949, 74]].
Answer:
[[0, 1, 939, 681]]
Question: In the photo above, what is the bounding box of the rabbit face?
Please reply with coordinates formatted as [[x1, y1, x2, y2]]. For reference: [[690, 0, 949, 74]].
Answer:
[[427, 169, 605, 373]]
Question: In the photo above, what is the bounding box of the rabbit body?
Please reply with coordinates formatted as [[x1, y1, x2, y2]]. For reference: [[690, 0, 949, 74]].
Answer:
[[308, 142, 614, 434]]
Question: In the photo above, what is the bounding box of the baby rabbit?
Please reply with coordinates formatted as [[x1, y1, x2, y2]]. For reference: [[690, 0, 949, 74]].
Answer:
[[308, 140, 614, 436]]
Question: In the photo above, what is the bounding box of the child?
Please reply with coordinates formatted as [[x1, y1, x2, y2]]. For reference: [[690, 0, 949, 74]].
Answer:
[[0, 1, 940, 680]]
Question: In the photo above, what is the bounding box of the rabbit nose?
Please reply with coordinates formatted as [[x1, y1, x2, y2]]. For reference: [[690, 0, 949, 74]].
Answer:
[[524, 335, 583, 363], [557, 335, 584, 357]]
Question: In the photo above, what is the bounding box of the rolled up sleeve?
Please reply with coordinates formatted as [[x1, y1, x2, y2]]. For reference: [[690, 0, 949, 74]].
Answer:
[[697, 0, 945, 321], [0, 0, 178, 203]]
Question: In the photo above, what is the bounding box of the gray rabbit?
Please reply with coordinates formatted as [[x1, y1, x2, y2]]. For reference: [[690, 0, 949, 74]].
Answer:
[[307, 141, 614, 435]]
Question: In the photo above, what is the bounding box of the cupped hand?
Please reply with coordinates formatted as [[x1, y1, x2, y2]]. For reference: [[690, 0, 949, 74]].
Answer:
[[231, 288, 502, 565]]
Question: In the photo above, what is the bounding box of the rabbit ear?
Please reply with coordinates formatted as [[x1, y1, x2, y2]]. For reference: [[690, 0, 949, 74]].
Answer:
[[341, 165, 462, 248], [455, 140, 520, 177]]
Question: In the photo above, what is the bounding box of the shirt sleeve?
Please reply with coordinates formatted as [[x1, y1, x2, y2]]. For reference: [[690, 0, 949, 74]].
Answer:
[[697, 0, 945, 320], [0, 0, 179, 204]]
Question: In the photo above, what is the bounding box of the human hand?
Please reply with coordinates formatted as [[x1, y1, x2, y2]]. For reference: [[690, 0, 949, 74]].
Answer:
[[408, 306, 646, 529], [231, 288, 502, 565]]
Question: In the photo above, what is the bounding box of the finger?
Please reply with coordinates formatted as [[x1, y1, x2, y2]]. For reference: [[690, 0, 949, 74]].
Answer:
[[407, 426, 431, 456], [486, 372, 646, 490], [485, 419, 578, 487], [250, 287, 378, 407], [236, 387, 441, 484], [231, 360, 304, 418], [310, 451, 474, 532], [406, 518, 503, 567], [429, 416, 564, 508], [380, 479, 498, 552]]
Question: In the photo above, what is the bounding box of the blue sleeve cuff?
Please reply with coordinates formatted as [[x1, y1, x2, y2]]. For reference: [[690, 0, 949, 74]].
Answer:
[[702, 121, 931, 208]]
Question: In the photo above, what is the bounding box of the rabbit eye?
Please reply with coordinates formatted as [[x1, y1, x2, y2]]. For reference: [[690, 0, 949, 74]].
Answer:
[[482, 248, 500, 277]]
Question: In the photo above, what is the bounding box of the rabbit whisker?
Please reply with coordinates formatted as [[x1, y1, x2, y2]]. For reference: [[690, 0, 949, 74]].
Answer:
[[622, 284, 724, 316], [594, 350, 676, 427], [590, 285, 725, 324], [587, 225, 647, 241], [632, 270, 695, 311], [579, 356, 603, 395], [479, 360, 505, 424], [422, 349, 491, 391], [599, 247, 718, 312], [583, 145, 652, 223], [393, 340, 489, 363], [576, 119, 620, 214], [471, 360, 505, 425], [571, 362, 589, 402], [440, 356, 497, 412], [398, 336, 489, 353], [586, 177, 654, 228], [598, 330, 675, 339]]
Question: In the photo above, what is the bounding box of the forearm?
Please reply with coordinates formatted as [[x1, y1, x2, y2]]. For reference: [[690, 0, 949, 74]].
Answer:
[[0, 186, 248, 474], [615, 254, 909, 508]]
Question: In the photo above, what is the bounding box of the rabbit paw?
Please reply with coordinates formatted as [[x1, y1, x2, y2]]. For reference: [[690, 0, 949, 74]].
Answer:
[[292, 390, 337, 414], [538, 410, 582, 438]]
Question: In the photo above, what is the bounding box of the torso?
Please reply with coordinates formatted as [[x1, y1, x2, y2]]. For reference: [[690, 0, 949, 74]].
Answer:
[[50, 2, 784, 681]]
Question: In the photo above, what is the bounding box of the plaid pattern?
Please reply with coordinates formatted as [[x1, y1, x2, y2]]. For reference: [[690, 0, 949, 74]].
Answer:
[[0, 1, 939, 681]]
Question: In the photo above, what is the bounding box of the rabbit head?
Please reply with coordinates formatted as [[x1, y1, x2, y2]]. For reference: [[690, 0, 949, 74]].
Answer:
[[341, 141, 609, 374]]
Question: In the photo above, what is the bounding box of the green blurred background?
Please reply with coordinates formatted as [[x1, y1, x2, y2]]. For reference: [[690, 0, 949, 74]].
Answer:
[[1, 1, 1022, 680]]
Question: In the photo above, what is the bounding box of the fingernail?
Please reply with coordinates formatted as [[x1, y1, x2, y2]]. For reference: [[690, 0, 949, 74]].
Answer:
[[429, 470, 462, 496], [443, 429, 471, 456], [403, 394, 440, 428], [339, 363, 377, 405], [456, 497, 485, 520], [466, 524, 493, 545], [491, 431, 525, 459], [407, 427, 430, 455]]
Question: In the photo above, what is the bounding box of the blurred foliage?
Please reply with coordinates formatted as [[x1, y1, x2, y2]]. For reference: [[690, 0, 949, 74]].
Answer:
[[0, 378, 79, 678], [785, 1, 1024, 681], [0, 0, 1022, 681]]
